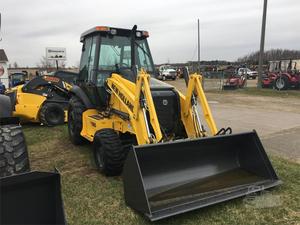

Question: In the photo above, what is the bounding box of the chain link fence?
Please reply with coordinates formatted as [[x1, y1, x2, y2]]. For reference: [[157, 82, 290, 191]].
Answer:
[[201, 71, 229, 91], [200, 71, 255, 90]]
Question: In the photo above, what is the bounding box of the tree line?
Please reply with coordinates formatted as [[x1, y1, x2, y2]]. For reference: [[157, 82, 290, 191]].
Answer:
[[237, 49, 300, 64]]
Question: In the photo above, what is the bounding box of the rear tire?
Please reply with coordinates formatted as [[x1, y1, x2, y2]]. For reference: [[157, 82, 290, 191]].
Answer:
[[39, 103, 65, 126], [93, 129, 127, 176], [274, 76, 290, 90], [68, 96, 86, 145], [0, 124, 30, 177]]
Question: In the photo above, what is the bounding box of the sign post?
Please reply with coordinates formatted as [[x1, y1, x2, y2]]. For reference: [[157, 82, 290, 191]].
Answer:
[[257, 0, 268, 88], [46, 47, 66, 71]]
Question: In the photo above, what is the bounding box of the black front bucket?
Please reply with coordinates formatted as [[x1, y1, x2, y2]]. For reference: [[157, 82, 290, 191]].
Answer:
[[123, 131, 281, 221], [1, 171, 66, 225]]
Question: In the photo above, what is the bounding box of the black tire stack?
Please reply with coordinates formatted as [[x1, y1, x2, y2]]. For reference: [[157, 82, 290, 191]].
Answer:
[[0, 124, 30, 177]]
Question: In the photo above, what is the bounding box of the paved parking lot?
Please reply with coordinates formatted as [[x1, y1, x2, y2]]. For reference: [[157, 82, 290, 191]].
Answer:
[[166, 78, 300, 163]]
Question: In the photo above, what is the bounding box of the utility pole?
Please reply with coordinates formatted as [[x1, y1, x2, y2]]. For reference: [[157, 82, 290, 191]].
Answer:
[[197, 19, 204, 88], [197, 19, 200, 73], [257, 0, 268, 88], [0, 13, 3, 42]]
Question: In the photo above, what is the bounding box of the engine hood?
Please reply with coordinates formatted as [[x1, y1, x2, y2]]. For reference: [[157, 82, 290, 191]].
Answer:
[[150, 78, 174, 90]]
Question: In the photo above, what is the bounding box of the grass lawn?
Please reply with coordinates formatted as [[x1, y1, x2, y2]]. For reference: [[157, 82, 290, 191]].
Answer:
[[23, 125, 300, 225], [207, 87, 300, 98]]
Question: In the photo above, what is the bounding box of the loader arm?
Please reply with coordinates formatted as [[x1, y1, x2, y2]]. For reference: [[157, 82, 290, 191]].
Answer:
[[106, 70, 162, 144], [180, 73, 218, 137], [133, 70, 163, 142]]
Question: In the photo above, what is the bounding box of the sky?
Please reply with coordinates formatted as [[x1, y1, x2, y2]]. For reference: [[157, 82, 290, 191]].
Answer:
[[0, 0, 300, 67]]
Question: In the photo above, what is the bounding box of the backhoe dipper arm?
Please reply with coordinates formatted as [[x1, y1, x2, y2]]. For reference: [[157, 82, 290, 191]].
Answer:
[[183, 73, 218, 136]]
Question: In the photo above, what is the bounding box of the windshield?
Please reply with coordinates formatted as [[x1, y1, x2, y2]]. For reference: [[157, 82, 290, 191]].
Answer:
[[12, 74, 24, 80], [98, 36, 154, 73]]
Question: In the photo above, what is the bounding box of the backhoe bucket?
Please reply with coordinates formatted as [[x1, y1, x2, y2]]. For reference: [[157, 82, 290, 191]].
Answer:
[[123, 131, 281, 221], [1, 171, 66, 225]]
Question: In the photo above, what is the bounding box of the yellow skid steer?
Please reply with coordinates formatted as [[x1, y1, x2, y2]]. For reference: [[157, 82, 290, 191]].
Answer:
[[68, 25, 281, 221]]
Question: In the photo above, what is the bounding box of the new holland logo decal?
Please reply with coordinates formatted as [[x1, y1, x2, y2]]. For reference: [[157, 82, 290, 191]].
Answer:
[[111, 83, 134, 112]]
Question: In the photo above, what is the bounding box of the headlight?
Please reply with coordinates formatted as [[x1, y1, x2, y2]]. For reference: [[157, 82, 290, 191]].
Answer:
[[136, 31, 142, 38]]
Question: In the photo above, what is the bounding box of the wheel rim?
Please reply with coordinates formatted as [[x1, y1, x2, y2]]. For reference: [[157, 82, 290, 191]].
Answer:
[[276, 78, 285, 89]]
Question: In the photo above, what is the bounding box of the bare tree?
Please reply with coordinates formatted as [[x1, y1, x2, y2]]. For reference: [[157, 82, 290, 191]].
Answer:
[[237, 49, 300, 64], [59, 60, 66, 68], [37, 56, 52, 69], [13, 62, 18, 68]]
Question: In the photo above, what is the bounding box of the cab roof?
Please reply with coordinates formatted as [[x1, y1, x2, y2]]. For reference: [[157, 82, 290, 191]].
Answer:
[[80, 26, 149, 42]]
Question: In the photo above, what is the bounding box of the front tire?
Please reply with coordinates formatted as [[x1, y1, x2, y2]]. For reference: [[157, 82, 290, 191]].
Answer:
[[93, 129, 127, 176], [68, 96, 86, 145], [0, 124, 30, 177], [39, 103, 65, 126]]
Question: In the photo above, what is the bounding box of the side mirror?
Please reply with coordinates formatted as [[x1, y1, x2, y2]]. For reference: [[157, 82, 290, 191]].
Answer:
[[182, 67, 190, 87]]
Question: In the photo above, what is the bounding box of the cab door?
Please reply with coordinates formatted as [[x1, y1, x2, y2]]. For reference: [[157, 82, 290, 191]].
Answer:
[[78, 35, 100, 107]]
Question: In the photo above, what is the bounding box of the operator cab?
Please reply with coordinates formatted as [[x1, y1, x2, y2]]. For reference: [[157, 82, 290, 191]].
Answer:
[[78, 26, 155, 108]]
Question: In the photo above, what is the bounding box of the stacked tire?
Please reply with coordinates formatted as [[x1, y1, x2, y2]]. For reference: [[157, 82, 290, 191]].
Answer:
[[0, 124, 30, 177]]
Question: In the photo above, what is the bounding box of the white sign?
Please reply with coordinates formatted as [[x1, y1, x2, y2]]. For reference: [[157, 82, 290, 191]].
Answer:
[[46, 47, 66, 60]]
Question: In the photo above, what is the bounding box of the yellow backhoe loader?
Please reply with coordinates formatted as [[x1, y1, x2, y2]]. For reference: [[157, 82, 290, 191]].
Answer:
[[68, 25, 281, 221], [5, 74, 74, 126]]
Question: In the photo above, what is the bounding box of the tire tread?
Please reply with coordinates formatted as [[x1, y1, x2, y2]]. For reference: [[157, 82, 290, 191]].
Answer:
[[94, 129, 127, 176], [68, 96, 86, 145], [0, 125, 30, 177]]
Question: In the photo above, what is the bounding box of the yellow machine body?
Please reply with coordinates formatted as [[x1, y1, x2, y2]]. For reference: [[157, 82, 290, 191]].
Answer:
[[6, 79, 70, 124], [81, 70, 217, 144], [10, 85, 46, 122], [78, 69, 280, 221], [73, 26, 280, 221]]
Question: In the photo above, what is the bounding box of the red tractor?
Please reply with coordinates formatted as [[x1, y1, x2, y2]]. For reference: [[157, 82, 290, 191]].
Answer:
[[223, 68, 247, 90], [262, 60, 300, 90]]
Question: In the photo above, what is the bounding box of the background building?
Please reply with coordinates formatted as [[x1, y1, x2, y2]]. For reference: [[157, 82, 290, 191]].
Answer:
[[0, 49, 9, 87]]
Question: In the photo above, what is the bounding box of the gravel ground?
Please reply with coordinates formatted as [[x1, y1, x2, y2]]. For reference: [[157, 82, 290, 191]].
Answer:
[[166, 78, 300, 163]]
